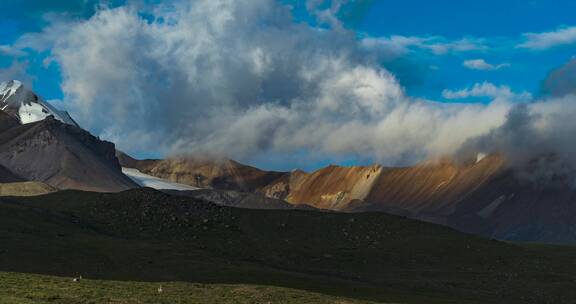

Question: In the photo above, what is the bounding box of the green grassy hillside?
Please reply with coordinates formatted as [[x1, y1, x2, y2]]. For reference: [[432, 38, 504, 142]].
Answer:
[[1, 188, 576, 303], [0, 272, 386, 304]]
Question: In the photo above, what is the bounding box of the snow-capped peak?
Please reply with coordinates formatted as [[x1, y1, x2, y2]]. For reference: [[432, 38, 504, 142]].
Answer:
[[0, 80, 22, 101], [0, 80, 78, 127]]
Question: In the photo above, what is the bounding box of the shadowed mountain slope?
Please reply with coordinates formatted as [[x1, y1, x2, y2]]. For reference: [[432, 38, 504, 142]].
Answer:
[[448, 169, 576, 243], [163, 188, 306, 210], [0, 117, 138, 192], [0, 81, 138, 192], [0, 165, 24, 183]]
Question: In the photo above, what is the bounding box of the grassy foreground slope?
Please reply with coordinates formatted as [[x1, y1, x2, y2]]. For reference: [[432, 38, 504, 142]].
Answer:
[[0, 182, 56, 197], [0, 272, 385, 304], [1, 188, 576, 303]]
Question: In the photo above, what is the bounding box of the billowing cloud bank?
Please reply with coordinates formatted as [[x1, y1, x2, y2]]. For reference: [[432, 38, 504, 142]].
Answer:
[[19, 0, 576, 168]]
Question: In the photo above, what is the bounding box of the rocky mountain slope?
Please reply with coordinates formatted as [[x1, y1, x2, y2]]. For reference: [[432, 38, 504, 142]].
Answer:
[[163, 188, 305, 210], [0, 116, 138, 192], [117, 151, 286, 192], [0, 164, 24, 183]]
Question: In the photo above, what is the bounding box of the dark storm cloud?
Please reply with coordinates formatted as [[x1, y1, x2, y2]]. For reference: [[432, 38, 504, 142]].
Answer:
[[542, 58, 576, 97]]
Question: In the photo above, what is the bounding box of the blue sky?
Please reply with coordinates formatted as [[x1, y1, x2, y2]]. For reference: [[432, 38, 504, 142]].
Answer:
[[3, 0, 575, 101], [1, 0, 576, 170], [0, 0, 122, 99], [293, 0, 576, 100]]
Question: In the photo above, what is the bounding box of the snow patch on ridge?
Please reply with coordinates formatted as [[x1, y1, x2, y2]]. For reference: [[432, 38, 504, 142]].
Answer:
[[122, 167, 200, 191], [18, 103, 51, 124], [476, 152, 487, 164], [477, 194, 508, 219]]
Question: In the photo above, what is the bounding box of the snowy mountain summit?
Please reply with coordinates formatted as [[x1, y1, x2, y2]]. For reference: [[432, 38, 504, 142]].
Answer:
[[0, 80, 78, 126]]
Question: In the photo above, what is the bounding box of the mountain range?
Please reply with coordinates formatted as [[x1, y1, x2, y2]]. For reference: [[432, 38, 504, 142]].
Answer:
[[2, 79, 576, 245], [118, 145, 576, 243]]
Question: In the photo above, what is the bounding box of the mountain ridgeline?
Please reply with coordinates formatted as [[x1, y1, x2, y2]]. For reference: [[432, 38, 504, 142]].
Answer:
[[119, 153, 576, 244]]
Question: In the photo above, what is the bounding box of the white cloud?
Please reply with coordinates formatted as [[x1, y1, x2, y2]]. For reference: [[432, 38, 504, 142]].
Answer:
[[0, 62, 32, 85], [0, 45, 26, 57], [442, 82, 532, 101], [460, 96, 576, 184], [362, 35, 486, 57], [426, 38, 487, 55], [463, 59, 510, 71], [361, 35, 427, 57], [519, 26, 576, 50]]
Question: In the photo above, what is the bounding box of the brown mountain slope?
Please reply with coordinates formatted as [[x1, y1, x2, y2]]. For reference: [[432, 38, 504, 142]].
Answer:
[[261, 155, 505, 217], [360, 155, 506, 222], [264, 164, 383, 210], [0, 117, 138, 192], [119, 153, 576, 242], [117, 151, 286, 192], [263, 155, 576, 243]]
